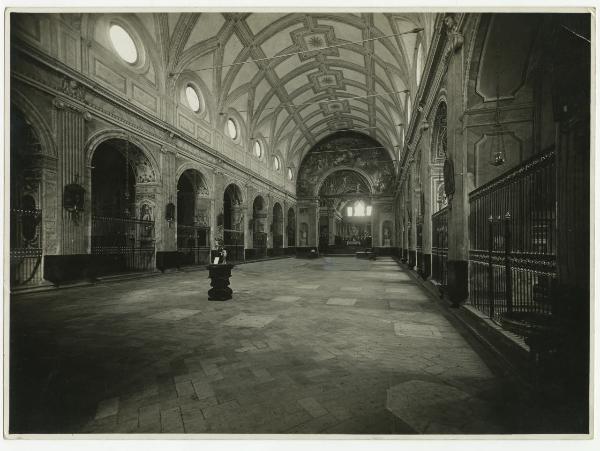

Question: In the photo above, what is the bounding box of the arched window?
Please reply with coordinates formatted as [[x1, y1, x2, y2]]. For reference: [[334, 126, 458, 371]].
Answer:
[[346, 200, 372, 217], [109, 24, 138, 64], [354, 201, 366, 216], [185, 85, 202, 113], [273, 156, 281, 171], [227, 118, 238, 140], [253, 140, 262, 158], [287, 168, 293, 180], [416, 43, 425, 87]]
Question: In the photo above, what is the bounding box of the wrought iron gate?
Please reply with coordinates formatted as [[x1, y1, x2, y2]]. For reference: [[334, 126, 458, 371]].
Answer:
[[253, 232, 267, 259], [431, 206, 448, 287], [224, 229, 245, 263], [91, 216, 155, 275], [468, 150, 556, 323], [10, 208, 43, 286], [416, 221, 424, 275], [272, 234, 284, 256], [177, 224, 210, 266]]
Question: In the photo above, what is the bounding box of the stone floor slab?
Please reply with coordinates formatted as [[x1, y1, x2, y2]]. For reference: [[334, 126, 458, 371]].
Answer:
[[10, 256, 541, 435], [222, 313, 277, 328], [94, 397, 119, 420], [147, 309, 201, 321], [393, 322, 442, 339], [326, 298, 357, 306], [271, 295, 301, 303], [386, 380, 473, 433]]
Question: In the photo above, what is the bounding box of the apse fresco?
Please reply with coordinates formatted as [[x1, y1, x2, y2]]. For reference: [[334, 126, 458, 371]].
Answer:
[[297, 132, 395, 197]]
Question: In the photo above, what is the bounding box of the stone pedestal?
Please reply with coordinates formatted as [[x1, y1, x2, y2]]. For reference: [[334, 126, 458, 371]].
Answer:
[[207, 264, 234, 301]]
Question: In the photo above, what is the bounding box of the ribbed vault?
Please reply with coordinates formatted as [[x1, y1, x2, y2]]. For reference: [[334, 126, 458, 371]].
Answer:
[[80, 12, 437, 176]]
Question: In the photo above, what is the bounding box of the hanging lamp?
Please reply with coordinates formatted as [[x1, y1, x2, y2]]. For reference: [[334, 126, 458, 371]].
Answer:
[[490, 43, 506, 167], [123, 136, 131, 218]]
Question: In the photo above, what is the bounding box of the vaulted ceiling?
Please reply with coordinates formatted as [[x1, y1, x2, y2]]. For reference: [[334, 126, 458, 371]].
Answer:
[[99, 12, 437, 169]]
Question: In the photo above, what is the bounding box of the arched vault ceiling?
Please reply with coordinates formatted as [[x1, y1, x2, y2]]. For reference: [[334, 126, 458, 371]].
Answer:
[[142, 12, 436, 166]]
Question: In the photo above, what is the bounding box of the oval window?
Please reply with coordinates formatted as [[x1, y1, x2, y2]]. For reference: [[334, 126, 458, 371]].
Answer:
[[254, 141, 262, 158], [227, 118, 238, 140], [185, 85, 202, 112], [109, 24, 138, 64], [274, 156, 281, 171]]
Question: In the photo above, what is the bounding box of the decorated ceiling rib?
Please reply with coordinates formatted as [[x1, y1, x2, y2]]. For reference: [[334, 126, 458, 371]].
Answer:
[[89, 12, 436, 172]]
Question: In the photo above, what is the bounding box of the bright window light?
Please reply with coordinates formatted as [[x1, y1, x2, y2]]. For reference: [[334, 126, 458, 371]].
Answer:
[[347, 206, 353, 216], [185, 85, 201, 112], [109, 24, 138, 64], [287, 168, 293, 180], [254, 141, 262, 157], [227, 118, 238, 140], [366, 206, 372, 216], [354, 201, 366, 217], [274, 156, 280, 170]]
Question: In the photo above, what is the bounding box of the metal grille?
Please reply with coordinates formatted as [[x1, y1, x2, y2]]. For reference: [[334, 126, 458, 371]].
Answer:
[[91, 216, 155, 274], [177, 224, 210, 266], [468, 150, 556, 324], [224, 229, 245, 263], [10, 208, 43, 286], [253, 232, 267, 259], [416, 221, 423, 274], [431, 206, 448, 286], [272, 234, 284, 256]]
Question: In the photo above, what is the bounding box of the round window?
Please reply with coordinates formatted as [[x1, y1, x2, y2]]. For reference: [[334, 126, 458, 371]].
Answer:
[[287, 168, 293, 180], [109, 24, 138, 64], [274, 156, 281, 171], [254, 141, 262, 158], [185, 85, 202, 112], [227, 118, 238, 140]]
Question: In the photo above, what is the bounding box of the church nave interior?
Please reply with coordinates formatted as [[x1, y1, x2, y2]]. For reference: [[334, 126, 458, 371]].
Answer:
[[6, 10, 592, 437]]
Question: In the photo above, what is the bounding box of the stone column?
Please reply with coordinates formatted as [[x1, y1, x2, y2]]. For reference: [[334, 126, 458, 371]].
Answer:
[[328, 209, 336, 245], [282, 202, 288, 249], [158, 146, 177, 253], [422, 130, 433, 279], [209, 198, 217, 250], [444, 17, 469, 306], [311, 199, 319, 247], [371, 198, 382, 248], [54, 99, 88, 255], [266, 195, 273, 252], [410, 189, 418, 270], [38, 154, 59, 256]]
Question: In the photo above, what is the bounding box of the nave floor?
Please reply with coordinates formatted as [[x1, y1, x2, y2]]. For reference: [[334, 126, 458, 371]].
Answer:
[[10, 257, 529, 435]]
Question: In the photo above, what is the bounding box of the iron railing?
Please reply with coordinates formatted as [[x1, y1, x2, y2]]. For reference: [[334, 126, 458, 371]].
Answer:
[[177, 224, 210, 266], [416, 221, 424, 274], [253, 232, 268, 259], [224, 228, 245, 263], [468, 150, 556, 324], [431, 206, 448, 286], [91, 216, 155, 274], [272, 234, 284, 256], [10, 208, 43, 286], [287, 227, 296, 247]]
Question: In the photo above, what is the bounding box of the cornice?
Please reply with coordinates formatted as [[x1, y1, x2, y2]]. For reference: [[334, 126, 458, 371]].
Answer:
[[395, 13, 468, 196], [10, 39, 297, 202]]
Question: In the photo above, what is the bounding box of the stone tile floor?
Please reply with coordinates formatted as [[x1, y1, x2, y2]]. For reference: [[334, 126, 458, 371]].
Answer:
[[8, 257, 559, 435]]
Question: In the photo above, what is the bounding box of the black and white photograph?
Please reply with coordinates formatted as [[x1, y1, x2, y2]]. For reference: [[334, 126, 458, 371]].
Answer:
[[2, 2, 595, 443]]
